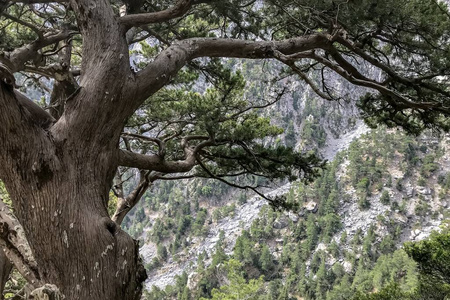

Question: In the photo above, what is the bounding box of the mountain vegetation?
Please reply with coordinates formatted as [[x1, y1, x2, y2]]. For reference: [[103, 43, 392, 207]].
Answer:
[[139, 127, 450, 300]]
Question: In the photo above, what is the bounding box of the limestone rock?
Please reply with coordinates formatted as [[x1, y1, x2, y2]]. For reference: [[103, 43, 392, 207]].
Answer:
[[287, 212, 299, 223], [304, 201, 318, 213]]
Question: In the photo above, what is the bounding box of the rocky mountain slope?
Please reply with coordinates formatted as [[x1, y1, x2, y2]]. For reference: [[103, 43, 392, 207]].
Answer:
[[120, 60, 450, 299], [139, 126, 450, 297], [139, 117, 371, 290]]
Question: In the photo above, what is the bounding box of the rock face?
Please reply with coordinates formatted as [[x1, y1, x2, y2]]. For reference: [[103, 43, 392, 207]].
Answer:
[[140, 133, 450, 293], [187, 272, 200, 290]]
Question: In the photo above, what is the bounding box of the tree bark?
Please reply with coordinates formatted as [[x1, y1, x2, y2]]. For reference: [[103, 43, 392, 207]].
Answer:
[[0, 251, 12, 300], [0, 76, 147, 299], [0, 1, 149, 297]]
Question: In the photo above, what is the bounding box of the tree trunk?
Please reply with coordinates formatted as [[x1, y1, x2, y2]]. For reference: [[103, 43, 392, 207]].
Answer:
[[0, 250, 12, 300], [0, 82, 147, 299]]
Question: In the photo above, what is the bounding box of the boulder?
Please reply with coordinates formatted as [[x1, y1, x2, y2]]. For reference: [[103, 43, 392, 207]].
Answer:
[[343, 261, 353, 273], [288, 212, 299, 223], [406, 186, 414, 198], [273, 216, 289, 229], [187, 272, 200, 290], [304, 201, 318, 213], [393, 213, 408, 224]]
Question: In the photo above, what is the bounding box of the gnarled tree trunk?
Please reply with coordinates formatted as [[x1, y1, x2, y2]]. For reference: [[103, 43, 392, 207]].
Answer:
[[0, 74, 146, 299]]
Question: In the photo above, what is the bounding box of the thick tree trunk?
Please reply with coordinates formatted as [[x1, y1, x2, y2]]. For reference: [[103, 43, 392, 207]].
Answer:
[[0, 82, 147, 299]]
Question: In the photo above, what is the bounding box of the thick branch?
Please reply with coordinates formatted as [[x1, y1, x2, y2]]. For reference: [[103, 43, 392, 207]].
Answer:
[[112, 171, 153, 226], [48, 39, 78, 120], [15, 91, 55, 129], [0, 200, 40, 288], [117, 150, 196, 173], [0, 71, 53, 178], [119, 0, 193, 29], [132, 34, 330, 106], [117, 136, 214, 172], [121, 133, 166, 157], [0, 248, 13, 299], [6, 30, 76, 73]]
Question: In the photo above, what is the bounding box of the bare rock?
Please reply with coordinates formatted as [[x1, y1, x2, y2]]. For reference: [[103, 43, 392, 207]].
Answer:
[[273, 216, 289, 229], [304, 201, 318, 213], [287, 212, 299, 223], [187, 272, 200, 290]]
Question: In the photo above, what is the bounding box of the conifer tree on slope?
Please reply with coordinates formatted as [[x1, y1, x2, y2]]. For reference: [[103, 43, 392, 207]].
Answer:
[[0, 0, 450, 299]]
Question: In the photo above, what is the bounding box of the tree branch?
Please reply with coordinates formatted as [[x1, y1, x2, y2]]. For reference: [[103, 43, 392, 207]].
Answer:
[[195, 154, 276, 203], [118, 150, 197, 173], [117, 135, 214, 172], [121, 133, 166, 157], [6, 29, 76, 73], [273, 50, 334, 100], [310, 51, 447, 112], [112, 170, 153, 226], [131, 34, 330, 107], [2, 12, 45, 40], [119, 0, 193, 30], [0, 200, 40, 289]]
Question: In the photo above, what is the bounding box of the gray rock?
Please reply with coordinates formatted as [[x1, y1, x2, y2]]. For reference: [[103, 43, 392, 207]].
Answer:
[[406, 186, 414, 198], [273, 216, 289, 229], [187, 272, 200, 290], [304, 201, 318, 213], [393, 213, 408, 224], [288, 212, 299, 223], [343, 261, 353, 273]]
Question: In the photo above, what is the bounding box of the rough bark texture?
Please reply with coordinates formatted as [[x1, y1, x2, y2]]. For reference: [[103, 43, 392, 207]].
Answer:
[[0, 252, 12, 300], [0, 1, 149, 297], [0, 199, 39, 289], [0, 77, 147, 299]]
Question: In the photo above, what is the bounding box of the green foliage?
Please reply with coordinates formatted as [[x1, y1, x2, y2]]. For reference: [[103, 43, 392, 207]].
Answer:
[[157, 244, 168, 261], [108, 191, 118, 217], [260, 245, 274, 273], [352, 283, 414, 300], [212, 204, 236, 222], [143, 120, 449, 300], [123, 50, 326, 213], [370, 250, 418, 293], [201, 259, 265, 300], [404, 232, 450, 299], [380, 191, 390, 205], [421, 154, 439, 178], [3, 0, 450, 299], [192, 208, 208, 236], [302, 118, 327, 148], [358, 195, 370, 210], [0, 181, 11, 208]]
